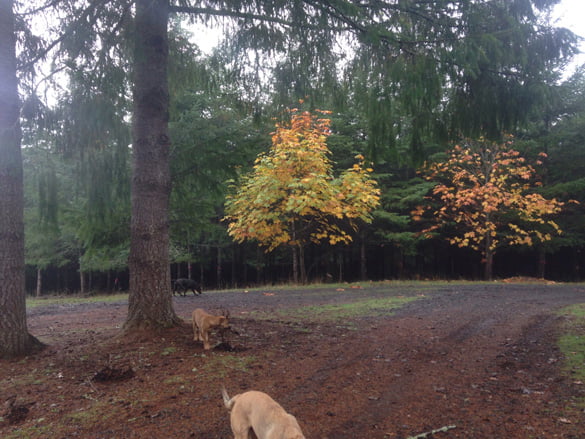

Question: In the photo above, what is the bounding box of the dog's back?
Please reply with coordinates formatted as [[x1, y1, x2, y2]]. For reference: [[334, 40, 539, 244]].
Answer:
[[193, 308, 210, 325], [221, 387, 306, 439]]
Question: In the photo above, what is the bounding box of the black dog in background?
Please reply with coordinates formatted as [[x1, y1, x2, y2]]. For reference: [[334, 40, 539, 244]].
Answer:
[[173, 278, 203, 296]]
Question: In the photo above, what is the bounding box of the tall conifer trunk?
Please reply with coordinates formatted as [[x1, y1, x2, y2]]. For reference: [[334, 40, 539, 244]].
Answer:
[[125, 0, 180, 331], [484, 229, 494, 281], [299, 244, 307, 284], [36, 268, 42, 297], [292, 246, 299, 284], [360, 230, 367, 281], [0, 0, 43, 357]]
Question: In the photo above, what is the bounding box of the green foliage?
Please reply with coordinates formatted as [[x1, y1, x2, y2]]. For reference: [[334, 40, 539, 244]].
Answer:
[[519, 68, 585, 252], [444, 0, 579, 139], [167, 30, 271, 266], [22, 134, 131, 275], [371, 177, 433, 256], [23, 149, 68, 271]]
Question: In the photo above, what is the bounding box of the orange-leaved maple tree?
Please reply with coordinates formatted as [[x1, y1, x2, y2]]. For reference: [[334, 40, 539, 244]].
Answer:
[[412, 136, 563, 280], [223, 109, 380, 283]]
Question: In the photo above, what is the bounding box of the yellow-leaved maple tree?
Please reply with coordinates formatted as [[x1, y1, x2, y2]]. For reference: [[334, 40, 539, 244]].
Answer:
[[224, 109, 380, 283], [412, 136, 563, 280]]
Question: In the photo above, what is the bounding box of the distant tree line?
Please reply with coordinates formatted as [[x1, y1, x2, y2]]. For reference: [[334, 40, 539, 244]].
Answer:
[[21, 67, 585, 292]]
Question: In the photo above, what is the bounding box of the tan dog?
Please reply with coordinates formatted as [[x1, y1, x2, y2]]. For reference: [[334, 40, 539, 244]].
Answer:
[[222, 387, 306, 439], [192, 308, 230, 350]]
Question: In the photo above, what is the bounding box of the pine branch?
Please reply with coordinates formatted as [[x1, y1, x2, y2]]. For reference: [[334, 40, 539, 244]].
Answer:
[[169, 4, 351, 32], [170, 5, 298, 28], [17, 0, 111, 72]]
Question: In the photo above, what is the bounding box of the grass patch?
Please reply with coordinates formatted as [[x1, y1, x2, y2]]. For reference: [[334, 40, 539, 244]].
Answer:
[[228, 280, 462, 293], [26, 293, 128, 309], [0, 425, 52, 439], [160, 346, 177, 356], [559, 335, 585, 381], [1, 400, 115, 439], [252, 295, 419, 323], [163, 375, 188, 385], [558, 303, 585, 382], [65, 401, 116, 428], [193, 353, 257, 379]]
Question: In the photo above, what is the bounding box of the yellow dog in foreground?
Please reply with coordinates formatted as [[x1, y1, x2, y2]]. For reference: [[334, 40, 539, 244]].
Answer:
[[222, 387, 307, 439]]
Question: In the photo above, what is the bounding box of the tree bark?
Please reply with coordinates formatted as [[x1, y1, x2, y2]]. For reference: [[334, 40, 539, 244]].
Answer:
[[216, 246, 222, 288], [0, 0, 43, 358], [292, 245, 299, 284], [79, 260, 85, 295], [338, 250, 343, 283], [484, 231, 494, 281], [360, 230, 367, 281], [299, 244, 307, 284], [36, 268, 42, 297], [291, 220, 299, 283], [124, 0, 180, 331], [538, 247, 546, 279]]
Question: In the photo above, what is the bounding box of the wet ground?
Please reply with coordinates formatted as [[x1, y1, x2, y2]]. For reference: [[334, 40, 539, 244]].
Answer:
[[1, 281, 584, 438]]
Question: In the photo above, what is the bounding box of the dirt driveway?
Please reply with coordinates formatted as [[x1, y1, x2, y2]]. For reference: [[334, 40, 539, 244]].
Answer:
[[2, 281, 584, 438]]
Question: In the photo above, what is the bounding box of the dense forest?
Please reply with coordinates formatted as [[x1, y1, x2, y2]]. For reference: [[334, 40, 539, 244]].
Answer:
[[6, 0, 585, 297]]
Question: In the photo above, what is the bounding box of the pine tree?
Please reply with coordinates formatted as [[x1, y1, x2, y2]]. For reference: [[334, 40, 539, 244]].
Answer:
[[0, 0, 43, 358]]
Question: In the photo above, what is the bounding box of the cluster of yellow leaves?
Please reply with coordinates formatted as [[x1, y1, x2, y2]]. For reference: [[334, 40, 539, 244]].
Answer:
[[413, 137, 563, 253], [224, 109, 380, 251]]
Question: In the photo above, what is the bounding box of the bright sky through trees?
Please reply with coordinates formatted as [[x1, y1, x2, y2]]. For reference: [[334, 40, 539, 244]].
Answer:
[[554, 0, 585, 72]]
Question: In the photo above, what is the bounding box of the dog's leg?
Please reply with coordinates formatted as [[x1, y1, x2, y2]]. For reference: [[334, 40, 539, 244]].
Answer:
[[231, 428, 252, 439], [230, 415, 253, 439], [203, 329, 211, 350], [193, 320, 199, 341]]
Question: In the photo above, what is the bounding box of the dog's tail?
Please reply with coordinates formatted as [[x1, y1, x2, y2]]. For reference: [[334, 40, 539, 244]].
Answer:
[[221, 386, 234, 410]]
